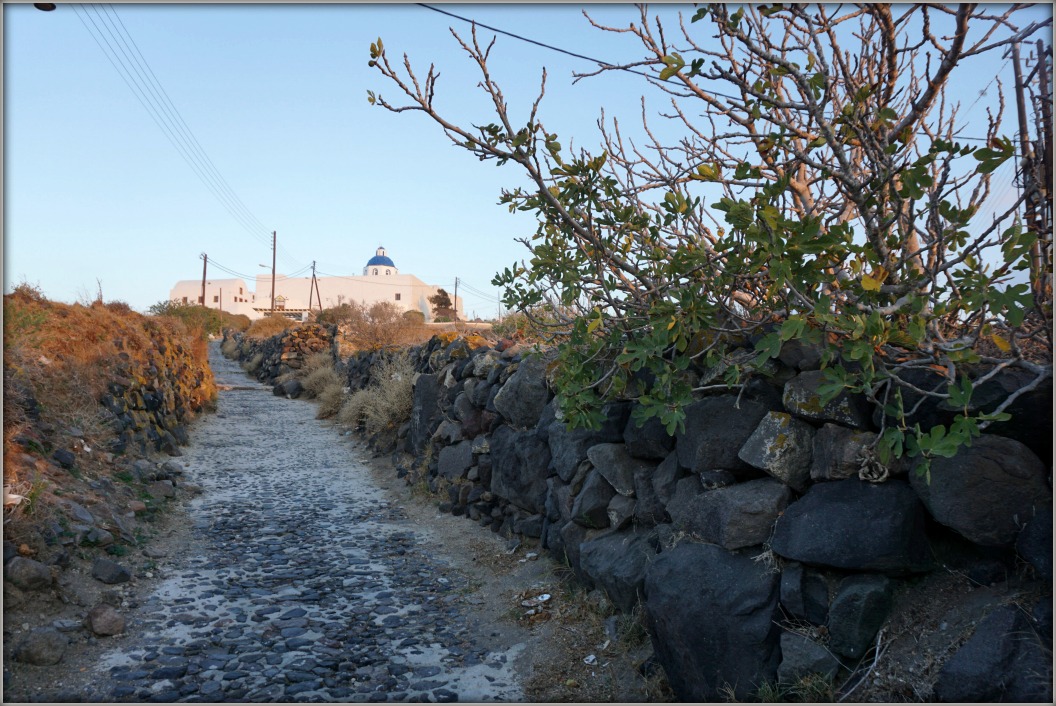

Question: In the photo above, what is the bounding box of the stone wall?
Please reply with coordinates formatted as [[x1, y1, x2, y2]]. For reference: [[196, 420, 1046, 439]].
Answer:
[[226, 329, 1053, 701]]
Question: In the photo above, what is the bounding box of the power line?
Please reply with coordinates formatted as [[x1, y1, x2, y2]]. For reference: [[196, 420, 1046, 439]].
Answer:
[[416, 3, 998, 143], [70, 3, 320, 271], [99, 3, 276, 241]]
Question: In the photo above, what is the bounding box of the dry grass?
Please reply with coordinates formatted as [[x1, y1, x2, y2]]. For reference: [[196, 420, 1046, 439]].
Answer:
[[337, 353, 415, 436], [302, 363, 341, 400], [241, 352, 264, 374], [220, 337, 240, 359], [244, 314, 296, 341], [3, 284, 215, 498], [315, 381, 346, 419]]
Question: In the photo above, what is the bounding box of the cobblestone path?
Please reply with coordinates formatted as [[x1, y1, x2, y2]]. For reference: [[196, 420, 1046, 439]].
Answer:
[[96, 345, 525, 702]]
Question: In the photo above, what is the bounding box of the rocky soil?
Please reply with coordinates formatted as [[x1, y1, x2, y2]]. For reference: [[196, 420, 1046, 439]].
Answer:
[[3, 343, 662, 703]]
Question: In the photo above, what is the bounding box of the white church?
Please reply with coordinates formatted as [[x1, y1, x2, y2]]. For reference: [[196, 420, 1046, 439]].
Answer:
[[168, 247, 462, 322]]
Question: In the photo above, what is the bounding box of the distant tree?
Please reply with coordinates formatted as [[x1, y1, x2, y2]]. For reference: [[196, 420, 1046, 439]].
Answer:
[[148, 300, 248, 337], [321, 300, 413, 350], [368, 5, 1052, 474], [428, 288, 457, 321]]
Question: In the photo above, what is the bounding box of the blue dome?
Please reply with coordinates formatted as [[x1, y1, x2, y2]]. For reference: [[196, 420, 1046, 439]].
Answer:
[[366, 255, 396, 268]]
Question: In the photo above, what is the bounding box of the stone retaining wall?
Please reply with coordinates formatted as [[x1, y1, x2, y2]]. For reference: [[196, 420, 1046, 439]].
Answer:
[[225, 328, 1053, 701]]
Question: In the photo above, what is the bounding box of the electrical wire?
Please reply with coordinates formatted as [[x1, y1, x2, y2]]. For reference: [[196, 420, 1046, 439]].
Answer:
[[73, 4, 276, 249], [72, 3, 314, 273], [417, 3, 999, 143], [97, 4, 276, 242]]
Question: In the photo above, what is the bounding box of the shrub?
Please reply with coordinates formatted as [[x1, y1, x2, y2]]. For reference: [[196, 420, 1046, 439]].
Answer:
[[242, 352, 264, 374], [339, 353, 415, 436], [244, 315, 296, 341], [315, 380, 346, 419], [220, 337, 240, 358], [147, 300, 247, 339], [302, 363, 342, 400], [402, 309, 426, 325], [369, 7, 1052, 474]]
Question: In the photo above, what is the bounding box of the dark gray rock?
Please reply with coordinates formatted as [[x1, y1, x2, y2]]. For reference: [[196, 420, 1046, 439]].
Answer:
[[570, 470, 617, 529], [934, 604, 1053, 703], [662, 475, 705, 528], [1016, 508, 1053, 581], [633, 464, 667, 526], [676, 395, 778, 474], [489, 425, 551, 514], [4, 556, 53, 591], [780, 563, 830, 625], [91, 558, 132, 584], [771, 478, 931, 573], [546, 403, 629, 481], [579, 529, 658, 612], [52, 448, 76, 469], [623, 412, 676, 460], [606, 494, 637, 530], [644, 542, 781, 701], [587, 443, 654, 497], [652, 451, 684, 507], [452, 392, 482, 438], [433, 419, 463, 445], [410, 374, 440, 454], [777, 337, 825, 371], [910, 435, 1050, 547], [783, 370, 871, 428], [556, 521, 594, 587], [87, 603, 126, 636], [492, 355, 550, 429], [826, 574, 893, 659], [811, 424, 878, 481], [699, 469, 738, 489], [545, 477, 575, 524], [738, 412, 815, 491], [670, 478, 791, 550], [282, 379, 304, 399], [437, 440, 474, 481], [12, 627, 68, 665], [777, 631, 840, 685]]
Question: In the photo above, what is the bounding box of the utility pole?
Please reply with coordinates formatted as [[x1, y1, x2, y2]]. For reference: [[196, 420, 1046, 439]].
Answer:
[[270, 231, 277, 312], [219, 288, 223, 315], [200, 252, 208, 306], [307, 261, 322, 311], [453, 277, 459, 321], [313, 263, 322, 311]]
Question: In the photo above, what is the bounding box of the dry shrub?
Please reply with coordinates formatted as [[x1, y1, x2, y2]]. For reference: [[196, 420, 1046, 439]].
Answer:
[[242, 352, 264, 374], [302, 362, 341, 400], [339, 353, 415, 436], [244, 314, 296, 341], [315, 380, 346, 419], [220, 337, 240, 358], [2, 287, 215, 490]]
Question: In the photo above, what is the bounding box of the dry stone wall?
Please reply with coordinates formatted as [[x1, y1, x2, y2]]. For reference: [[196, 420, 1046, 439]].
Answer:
[[225, 328, 1053, 702]]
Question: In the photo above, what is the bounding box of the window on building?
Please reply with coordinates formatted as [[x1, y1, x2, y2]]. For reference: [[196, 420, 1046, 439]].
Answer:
[[182, 296, 188, 304], [385, 269, 391, 275], [239, 287, 243, 295], [198, 296, 203, 304], [395, 293, 401, 301], [213, 295, 219, 303], [373, 268, 379, 275]]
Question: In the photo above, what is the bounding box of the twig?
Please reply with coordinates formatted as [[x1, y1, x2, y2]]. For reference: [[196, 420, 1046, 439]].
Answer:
[[837, 628, 887, 702]]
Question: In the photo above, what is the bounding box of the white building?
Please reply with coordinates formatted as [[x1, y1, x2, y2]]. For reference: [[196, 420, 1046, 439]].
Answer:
[[168, 277, 257, 318], [168, 247, 462, 322]]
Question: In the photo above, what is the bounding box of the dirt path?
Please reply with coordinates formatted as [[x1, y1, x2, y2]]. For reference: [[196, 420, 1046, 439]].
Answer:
[[4, 343, 657, 702]]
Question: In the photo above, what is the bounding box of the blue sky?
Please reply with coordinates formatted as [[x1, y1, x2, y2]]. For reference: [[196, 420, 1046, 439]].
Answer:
[[4, 3, 1050, 317]]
